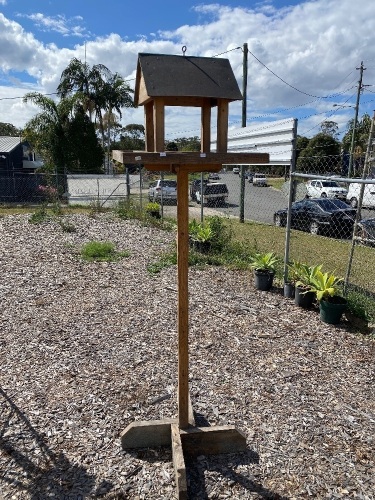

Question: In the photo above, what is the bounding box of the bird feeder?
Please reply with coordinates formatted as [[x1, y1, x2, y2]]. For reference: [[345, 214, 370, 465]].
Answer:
[[113, 51, 269, 499]]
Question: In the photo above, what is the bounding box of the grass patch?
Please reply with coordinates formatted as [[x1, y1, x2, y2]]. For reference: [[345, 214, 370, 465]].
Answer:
[[268, 177, 285, 190], [81, 241, 129, 262]]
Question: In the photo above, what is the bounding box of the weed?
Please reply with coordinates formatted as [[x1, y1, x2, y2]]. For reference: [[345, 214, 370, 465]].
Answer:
[[28, 206, 50, 224], [81, 241, 129, 262]]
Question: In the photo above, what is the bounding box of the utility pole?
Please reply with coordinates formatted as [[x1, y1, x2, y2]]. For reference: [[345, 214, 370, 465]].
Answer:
[[242, 43, 248, 128], [348, 61, 365, 178], [239, 43, 248, 223]]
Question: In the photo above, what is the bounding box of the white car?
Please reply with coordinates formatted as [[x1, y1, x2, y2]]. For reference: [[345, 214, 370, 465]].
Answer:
[[232, 167, 240, 174], [305, 180, 347, 200], [346, 181, 375, 208], [252, 173, 268, 187]]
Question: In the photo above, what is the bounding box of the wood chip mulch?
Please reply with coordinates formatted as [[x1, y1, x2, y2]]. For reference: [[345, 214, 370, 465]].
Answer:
[[0, 213, 374, 499]]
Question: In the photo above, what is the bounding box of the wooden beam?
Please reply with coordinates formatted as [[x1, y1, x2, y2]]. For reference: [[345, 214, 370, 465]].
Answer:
[[176, 167, 190, 429], [171, 424, 188, 500], [180, 425, 247, 456], [216, 99, 229, 153], [120, 418, 176, 449], [112, 151, 269, 166], [144, 102, 154, 152], [153, 98, 165, 151], [201, 103, 211, 153]]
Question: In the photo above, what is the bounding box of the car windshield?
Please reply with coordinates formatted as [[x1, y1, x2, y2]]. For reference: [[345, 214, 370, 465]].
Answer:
[[314, 199, 350, 211], [321, 181, 340, 187], [161, 180, 177, 187]]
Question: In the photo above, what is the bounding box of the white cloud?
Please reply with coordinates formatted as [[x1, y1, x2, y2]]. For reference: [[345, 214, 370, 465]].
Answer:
[[17, 12, 91, 38], [0, 0, 374, 137]]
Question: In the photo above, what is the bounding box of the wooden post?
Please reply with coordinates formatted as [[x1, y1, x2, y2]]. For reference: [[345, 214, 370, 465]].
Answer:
[[176, 166, 190, 429], [144, 102, 154, 152], [201, 102, 211, 153], [216, 99, 229, 153], [153, 98, 165, 151]]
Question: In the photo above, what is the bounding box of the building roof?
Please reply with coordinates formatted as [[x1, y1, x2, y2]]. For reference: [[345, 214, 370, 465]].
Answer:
[[0, 136, 22, 153], [135, 53, 242, 105]]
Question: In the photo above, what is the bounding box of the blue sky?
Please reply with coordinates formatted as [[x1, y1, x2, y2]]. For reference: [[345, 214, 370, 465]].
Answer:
[[1, 0, 375, 140]]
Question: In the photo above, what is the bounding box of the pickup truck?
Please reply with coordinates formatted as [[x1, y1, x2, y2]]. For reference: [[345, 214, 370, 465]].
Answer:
[[194, 182, 229, 206]]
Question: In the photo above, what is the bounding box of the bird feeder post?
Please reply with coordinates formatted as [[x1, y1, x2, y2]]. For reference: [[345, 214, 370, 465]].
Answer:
[[114, 51, 270, 499]]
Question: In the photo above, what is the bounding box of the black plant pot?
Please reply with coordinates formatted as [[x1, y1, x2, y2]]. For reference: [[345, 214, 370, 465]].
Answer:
[[284, 282, 295, 298], [191, 240, 211, 253], [320, 297, 347, 324], [254, 269, 275, 291], [294, 286, 315, 308]]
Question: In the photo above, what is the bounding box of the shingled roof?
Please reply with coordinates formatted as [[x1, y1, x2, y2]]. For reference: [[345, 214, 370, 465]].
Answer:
[[135, 53, 242, 106]]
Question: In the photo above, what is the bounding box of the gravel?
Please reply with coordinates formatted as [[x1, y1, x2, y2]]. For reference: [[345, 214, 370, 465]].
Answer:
[[0, 213, 374, 499]]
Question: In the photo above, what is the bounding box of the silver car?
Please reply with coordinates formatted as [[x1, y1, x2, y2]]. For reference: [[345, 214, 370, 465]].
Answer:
[[148, 179, 177, 203]]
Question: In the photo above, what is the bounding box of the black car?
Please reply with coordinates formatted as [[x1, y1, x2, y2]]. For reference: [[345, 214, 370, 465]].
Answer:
[[274, 198, 356, 237], [357, 218, 375, 246]]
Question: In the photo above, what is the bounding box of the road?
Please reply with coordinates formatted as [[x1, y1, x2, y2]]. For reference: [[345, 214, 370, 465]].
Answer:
[[130, 173, 373, 225]]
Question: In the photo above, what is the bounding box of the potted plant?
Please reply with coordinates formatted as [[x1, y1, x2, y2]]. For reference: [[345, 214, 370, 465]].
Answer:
[[188, 219, 213, 253], [145, 201, 161, 218], [308, 269, 347, 324], [249, 252, 278, 291], [291, 261, 322, 308]]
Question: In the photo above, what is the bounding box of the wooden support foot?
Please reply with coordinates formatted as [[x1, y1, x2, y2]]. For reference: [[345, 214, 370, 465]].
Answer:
[[171, 424, 188, 500], [120, 418, 176, 449]]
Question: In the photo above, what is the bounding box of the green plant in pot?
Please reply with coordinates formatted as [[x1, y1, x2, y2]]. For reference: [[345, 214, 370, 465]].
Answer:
[[290, 261, 322, 308], [188, 219, 213, 253], [249, 252, 278, 291], [308, 269, 347, 324], [145, 201, 161, 218]]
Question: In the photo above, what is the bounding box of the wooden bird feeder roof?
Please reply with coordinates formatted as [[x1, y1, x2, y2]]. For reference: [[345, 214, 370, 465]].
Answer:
[[135, 53, 243, 107]]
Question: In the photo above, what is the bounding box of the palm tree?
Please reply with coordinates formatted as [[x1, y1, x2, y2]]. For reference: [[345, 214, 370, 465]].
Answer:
[[57, 59, 134, 167], [23, 92, 78, 172], [23, 92, 104, 174], [101, 73, 134, 171]]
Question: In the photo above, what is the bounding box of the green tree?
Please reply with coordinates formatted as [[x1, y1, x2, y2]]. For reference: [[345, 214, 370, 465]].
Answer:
[[342, 113, 371, 154], [296, 135, 310, 162], [320, 120, 339, 138], [172, 136, 201, 151], [0, 122, 21, 136], [23, 92, 104, 174], [57, 59, 134, 157], [297, 132, 341, 174], [113, 124, 145, 151]]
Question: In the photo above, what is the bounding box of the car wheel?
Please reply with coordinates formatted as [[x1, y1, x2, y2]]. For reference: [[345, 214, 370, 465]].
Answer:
[[350, 197, 358, 208], [310, 221, 320, 235], [321, 192, 327, 198], [275, 214, 285, 227]]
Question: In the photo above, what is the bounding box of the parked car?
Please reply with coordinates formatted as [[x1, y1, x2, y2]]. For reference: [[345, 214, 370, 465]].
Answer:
[[252, 173, 268, 187], [190, 178, 208, 201], [232, 167, 240, 174], [195, 182, 229, 206], [305, 180, 347, 200], [148, 179, 177, 203], [356, 218, 375, 246], [246, 172, 254, 183], [274, 198, 356, 237], [346, 181, 375, 208], [208, 172, 220, 181]]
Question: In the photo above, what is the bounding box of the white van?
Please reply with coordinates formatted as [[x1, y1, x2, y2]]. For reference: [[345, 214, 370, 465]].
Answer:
[[347, 181, 375, 208]]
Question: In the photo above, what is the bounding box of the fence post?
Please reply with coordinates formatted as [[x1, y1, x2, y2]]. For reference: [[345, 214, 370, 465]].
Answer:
[[344, 111, 375, 292], [283, 118, 298, 283]]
